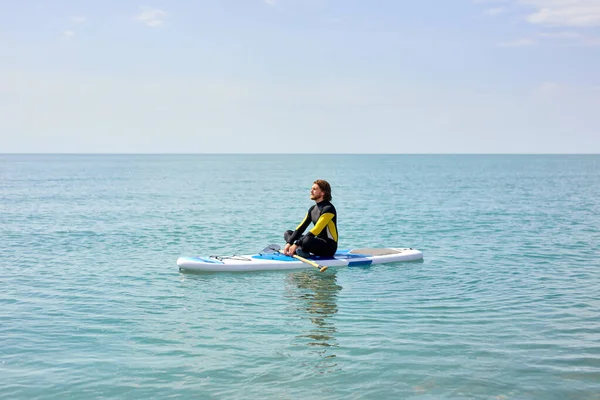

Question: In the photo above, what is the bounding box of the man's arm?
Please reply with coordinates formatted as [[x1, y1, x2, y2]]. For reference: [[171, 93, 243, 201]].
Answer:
[[286, 210, 312, 245], [309, 213, 335, 237], [283, 206, 314, 255]]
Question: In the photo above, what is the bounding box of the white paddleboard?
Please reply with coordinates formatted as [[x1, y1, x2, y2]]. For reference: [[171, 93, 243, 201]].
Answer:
[[177, 248, 423, 273]]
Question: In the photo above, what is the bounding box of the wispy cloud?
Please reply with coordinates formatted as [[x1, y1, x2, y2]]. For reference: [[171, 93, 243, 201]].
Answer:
[[264, 0, 277, 5], [475, 0, 600, 26], [136, 8, 166, 27], [473, 0, 510, 4], [71, 16, 86, 24], [537, 81, 561, 92], [484, 7, 505, 16], [532, 81, 600, 99], [522, 0, 600, 27], [581, 35, 600, 46], [530, 81, 565, 101], [499, 31, 600, 47], [63, 30, 75, 40], [476, 0, 600, 46], [537, 31, 581, 39], [498, 37, 537, 47], [537, 31, 600, 46]]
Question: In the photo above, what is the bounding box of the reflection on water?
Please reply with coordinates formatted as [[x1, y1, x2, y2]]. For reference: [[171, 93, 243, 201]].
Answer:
[[285, 271, 343, 371]]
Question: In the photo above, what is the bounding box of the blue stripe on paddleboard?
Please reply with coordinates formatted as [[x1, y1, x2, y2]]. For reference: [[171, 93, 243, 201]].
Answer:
[[252, 254, 296, 261], [252, 253, 337, 261], [252, 250, 369, 262]]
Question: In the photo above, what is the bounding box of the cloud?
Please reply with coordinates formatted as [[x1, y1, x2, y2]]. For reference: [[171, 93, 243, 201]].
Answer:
[[537, 30, 581, 39], [536, 81, 562, 95], [498, 37, 537, 46], [475, 0, 600, 27], [520, 0, 600, 27], [71, 16, 86, 24], [531, 81, 600, 100], [498, 31, 600, 47], [485, 7, 505, 15], [583, 35, 600, 45], [537, 30, 600, 45], [63, 30, 75, 39], [136, 8, 166, 27], [264, 0, 277, 5], [477, 0, 600, 46]]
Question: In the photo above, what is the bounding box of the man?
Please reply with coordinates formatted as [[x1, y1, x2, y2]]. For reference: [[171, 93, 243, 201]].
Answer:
[[283, 179, 338, 258]]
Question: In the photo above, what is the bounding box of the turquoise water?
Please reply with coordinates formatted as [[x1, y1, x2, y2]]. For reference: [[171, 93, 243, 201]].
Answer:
[[1, 154, 599, 399]]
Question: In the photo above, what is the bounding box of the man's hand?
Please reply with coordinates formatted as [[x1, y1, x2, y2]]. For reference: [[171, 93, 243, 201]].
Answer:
[[284, 243, 298, 256]]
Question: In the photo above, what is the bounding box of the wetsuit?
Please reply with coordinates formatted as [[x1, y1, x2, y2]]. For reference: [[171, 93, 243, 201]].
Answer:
[[284, 200, 338, 257]]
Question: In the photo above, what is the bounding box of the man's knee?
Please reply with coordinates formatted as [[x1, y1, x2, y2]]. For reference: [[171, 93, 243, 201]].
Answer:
[[299, 236, 320, 254], [301, 236, 336, 257]]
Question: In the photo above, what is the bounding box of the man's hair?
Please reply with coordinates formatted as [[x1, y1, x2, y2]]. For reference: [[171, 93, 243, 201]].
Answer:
[[314, 179, 332, 202]]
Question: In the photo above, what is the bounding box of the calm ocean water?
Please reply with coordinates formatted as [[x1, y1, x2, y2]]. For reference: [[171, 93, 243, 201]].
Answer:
[[1, 154, 599, 399]]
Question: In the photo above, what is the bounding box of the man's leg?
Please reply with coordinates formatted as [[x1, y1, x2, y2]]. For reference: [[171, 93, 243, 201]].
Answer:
[[284, 230, 305, 245], [299, 236, 337, 257], [284, 230, 294, 243]]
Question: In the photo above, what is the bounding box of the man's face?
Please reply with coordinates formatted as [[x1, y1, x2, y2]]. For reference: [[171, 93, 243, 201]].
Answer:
[[310, 183, 324, 202]]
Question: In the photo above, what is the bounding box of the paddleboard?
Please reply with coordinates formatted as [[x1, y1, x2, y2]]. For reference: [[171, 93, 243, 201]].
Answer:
[[177, 247, 423, 273]]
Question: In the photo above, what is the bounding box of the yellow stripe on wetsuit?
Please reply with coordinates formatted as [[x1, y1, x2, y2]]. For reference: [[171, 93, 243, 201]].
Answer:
[[309, 212, 338, 242]]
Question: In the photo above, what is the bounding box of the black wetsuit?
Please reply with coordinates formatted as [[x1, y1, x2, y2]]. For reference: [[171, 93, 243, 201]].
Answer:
[[284, 200, 338, 257]]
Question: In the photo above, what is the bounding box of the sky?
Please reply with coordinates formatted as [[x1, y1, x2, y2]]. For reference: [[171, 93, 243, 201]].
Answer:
[[1, 0, 599, 153]]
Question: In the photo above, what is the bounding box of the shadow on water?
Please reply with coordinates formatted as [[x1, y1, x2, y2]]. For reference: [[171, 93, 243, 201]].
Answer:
[[285, 270, 343, 372]]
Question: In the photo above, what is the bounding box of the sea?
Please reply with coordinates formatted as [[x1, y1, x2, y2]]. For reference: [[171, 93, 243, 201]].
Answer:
[[1, 154, 599, 399]]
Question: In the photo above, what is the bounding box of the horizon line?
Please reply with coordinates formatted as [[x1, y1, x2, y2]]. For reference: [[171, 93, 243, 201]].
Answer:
[[1, 152, 599, 156]]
